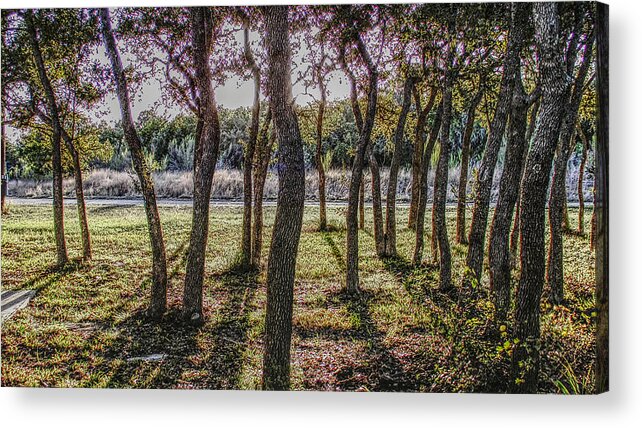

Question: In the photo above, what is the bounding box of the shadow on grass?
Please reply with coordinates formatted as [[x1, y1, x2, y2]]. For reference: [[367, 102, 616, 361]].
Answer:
[[89, 205, 134, 214], [18, 258, 87, 293], [321, 232, 345, 273], [299, 288, 418, 392], [88, 270, 259, 389], [380, 253, 455, 309]]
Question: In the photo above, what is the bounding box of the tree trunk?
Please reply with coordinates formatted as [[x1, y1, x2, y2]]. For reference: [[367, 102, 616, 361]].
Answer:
[[488, 73, 528, 319], [183, 7, 222, 323], [547, 32, 594, 305], [340, 36, 378, 293], [251, 109, 273, 268], [384, 75, 414, 257], [100, 8, 167, 319], [512, 2, 570, 393], [455, 85, 484, 245], [25, 11, 68, 266], [413, 102, 443, 265], [369, 147, 384, 257], [340, 43, 365, 233], [62, 131, 92, 261], [464, 3, 528, 287], [315, 55, 328, 232], [577, 127, 589, 235], [241, 24, 261, 269], [510, 98, 540, 263], [408, 87, 436, 230], [434, 80, 454, 292], [261, 6, 306, 391], [359, 176, 365, 230], [431, 174, 439, 264], [1, 87, 7, 214], [594, 1, 609, 394], [590, 184, 597, 250]]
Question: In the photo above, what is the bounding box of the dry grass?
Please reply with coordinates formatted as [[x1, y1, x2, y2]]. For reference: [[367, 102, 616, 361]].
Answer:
[[7, 162, 594, 203]]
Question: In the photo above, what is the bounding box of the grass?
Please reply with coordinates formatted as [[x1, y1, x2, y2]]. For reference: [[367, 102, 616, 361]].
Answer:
[[1, 203, 596, 392]]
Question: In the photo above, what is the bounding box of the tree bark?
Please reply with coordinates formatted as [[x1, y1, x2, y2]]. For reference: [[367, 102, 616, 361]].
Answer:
[[413, 102, 443, 265], [512, 2, 570, 393], [488, 73, 528, 319], [62, 130, 91, 261], [315, 54, 328, 231], [183, 7, 222, 323], [241, 24, 261, 269], [100, 8, 167, 319], [594, 1, 609, 394], [455, 85, 484, 245], [359, 176, 365, 230], [434, 79, 454, 292], [464, 3, 529, 287], [408, 87, 436, 229], [25, 10, 68, 267], [384, 75, 414, 257], [34, 106, 93, 262], [510, 98, 540, 263], [252, 108, 273, 268], [369, 145, 384, 257], [1, 87, 7, 214], [577, 126, 589, 235], [261, 6, 306, 391], [547, 31, 594, 305], [340, 36, 378, 292]]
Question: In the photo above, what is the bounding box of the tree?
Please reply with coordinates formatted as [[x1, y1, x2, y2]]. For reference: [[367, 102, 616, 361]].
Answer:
[[261, 5, 306, 391], [115, 6, 226, 321], [433, 54, 454, 291], [334, 5, 381, 292], [512, 2, 571, 393], [182, 7, 223, 323], [6, 9, 101, 261], [24, 10, 68, 266], [1, 78, 7, 213], [412, 100, 442, 265], [510, 97, 540, 263], [455, 78, 485, 245], [408, 85, 437, 229], [251, 108, 273, 267], [488, 69, 534, 319], [315, 56, 328, 231], [547, 11, 594, 305], [576, 123, 592, 235], [240, 11, 262, 268], [100, 8, 168, 319], [337, 35, 384, 259], [383, 74, 414, 257], [594, 1, 608, 394], [464, 3, 529, 288]]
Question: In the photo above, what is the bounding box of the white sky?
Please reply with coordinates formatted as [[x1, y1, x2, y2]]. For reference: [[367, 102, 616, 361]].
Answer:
[[94, 25, 352, 125]]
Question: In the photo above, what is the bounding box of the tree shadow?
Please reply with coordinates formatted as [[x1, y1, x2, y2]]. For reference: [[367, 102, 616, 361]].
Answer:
[[14, 259, 87, 293], [89, 205, 134, 214], [380, 254, 454, 309], [325, 290, 419, 392], [321, 231, 345, 273], [87, 269, 259, 390]]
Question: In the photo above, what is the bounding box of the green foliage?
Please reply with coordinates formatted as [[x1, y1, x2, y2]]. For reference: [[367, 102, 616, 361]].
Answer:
[[8, 123, 111, 179]]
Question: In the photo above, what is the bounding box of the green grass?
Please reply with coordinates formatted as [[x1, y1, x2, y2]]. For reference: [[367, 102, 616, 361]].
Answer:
[[1, 203, 596, 392]]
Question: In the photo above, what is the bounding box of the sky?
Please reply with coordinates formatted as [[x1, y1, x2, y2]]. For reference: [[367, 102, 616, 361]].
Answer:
[[95, 24, 352, 125]]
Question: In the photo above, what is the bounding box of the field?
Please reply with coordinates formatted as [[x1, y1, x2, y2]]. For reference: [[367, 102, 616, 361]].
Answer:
[[1, 203, 596, 392]]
